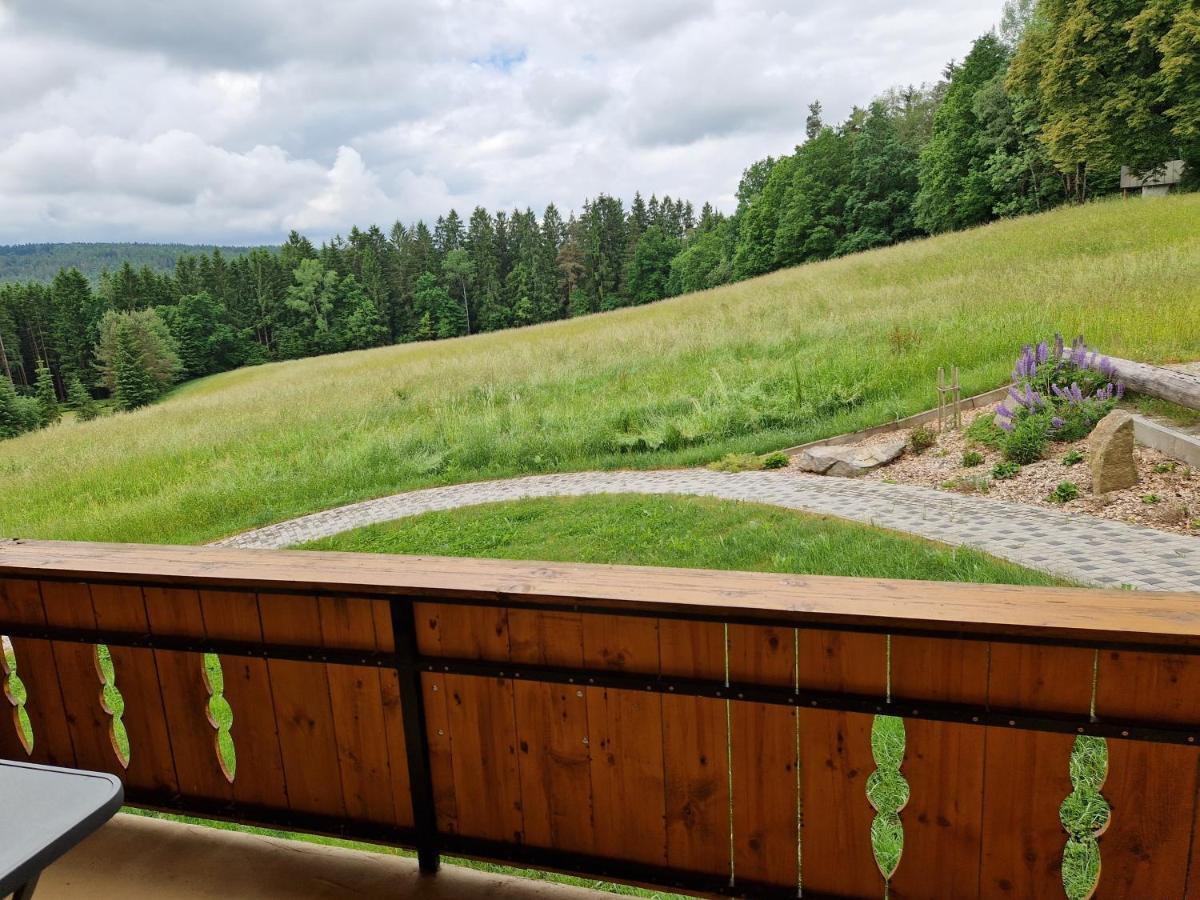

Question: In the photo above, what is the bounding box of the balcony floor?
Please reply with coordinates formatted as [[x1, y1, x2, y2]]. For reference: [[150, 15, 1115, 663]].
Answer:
[[36, 814, 613, 899]]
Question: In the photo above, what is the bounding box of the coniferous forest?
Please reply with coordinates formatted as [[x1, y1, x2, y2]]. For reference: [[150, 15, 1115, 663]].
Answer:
[[1, 0, 1196, 436]]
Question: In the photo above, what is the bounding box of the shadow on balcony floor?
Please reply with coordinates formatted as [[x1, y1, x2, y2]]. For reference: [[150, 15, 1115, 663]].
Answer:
[[37, 814, 612, 899]]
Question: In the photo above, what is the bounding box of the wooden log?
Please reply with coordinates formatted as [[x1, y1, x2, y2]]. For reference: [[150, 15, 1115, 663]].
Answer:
[[1064, 351, 1200, 410]]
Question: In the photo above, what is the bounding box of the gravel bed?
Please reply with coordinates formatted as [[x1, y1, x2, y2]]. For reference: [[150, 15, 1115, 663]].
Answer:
[[841, 405, 1200, 536]]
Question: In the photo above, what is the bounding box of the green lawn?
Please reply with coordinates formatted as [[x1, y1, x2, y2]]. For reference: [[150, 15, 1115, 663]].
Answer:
[[2, 196, 1199, 544]]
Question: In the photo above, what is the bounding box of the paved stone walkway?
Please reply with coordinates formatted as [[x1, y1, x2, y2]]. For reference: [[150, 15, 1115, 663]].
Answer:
[[212, 469, 1200, 592]]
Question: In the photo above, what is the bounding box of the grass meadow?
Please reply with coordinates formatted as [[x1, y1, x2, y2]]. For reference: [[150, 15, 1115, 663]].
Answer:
[[1, 195, 1199, 544]]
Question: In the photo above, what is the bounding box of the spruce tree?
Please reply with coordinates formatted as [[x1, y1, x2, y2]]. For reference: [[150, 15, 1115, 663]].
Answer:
[[66, 373, 99, 422], [112, 324, 161, 410], [33, 360, 60, 426]]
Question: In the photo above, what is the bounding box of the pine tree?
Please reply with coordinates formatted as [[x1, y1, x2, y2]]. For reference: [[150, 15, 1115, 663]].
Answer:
[[33, 360, 60, 425], [112, 325, 160, 410], [66, 373, 99, 422]]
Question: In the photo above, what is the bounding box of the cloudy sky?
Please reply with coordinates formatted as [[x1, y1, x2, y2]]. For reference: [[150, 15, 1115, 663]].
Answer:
[[0, 0, 1001, 245]]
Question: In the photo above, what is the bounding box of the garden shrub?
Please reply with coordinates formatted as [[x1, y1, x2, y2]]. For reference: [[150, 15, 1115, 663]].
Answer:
[[910, 424, 936, 454], [1062, 449, 1084, 466], [708, 452, 764, 473], [962, 449, 984, 467], [1002, 413, 1050, 464], [761, 452, 790, 469], [966, 412, 1006, 450], [992, 461, 1021, 480], [1049, 481, 1080, 503]]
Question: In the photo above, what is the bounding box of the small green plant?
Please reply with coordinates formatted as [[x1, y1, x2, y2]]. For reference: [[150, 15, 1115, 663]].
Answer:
[[1062, 449, 1085, 466], [992, 461, 1021, 480], [1142, 493, 1162, 504], [961, 449, 984, 468], [761, 451, 790, 470], [942, 476, 990, 495], [1049, 481, 1080, 504], [707, 452, 765, 473], [887, 324, 920, 354], [1154, 462, 1177, 474], [909, 424, 936, 454], [965, 412, 1005, 450], [1002, 414, 1050, 464]]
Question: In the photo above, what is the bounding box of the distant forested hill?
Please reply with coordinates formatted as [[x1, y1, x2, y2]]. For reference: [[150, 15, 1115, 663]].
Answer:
[[0, 243, 261, 282]]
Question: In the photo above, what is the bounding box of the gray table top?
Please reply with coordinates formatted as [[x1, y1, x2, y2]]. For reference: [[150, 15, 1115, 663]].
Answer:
[[0, 760, 123, 896]]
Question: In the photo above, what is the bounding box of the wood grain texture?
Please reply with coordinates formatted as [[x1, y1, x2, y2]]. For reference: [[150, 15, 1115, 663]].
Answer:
[[196, 590, 288, 809], [142, 586, 232, 801], [509, 610, 594, 853], [979, 644, 1095, 898], [318, 596, 410, 828], [39, 581, 123, 776], [8, 540, 1200, 650], [796, 630, 887, 898], [889, 635, 990, 899], [1094, 650, 1200, 898], [727, 624, 797, 890], [659, 620, 729, 878], [0, 578, 75, 767], [583, 614, 667, 867], [89, 583, 179, 797], [256, 592, 345, 817], [421, 604, 523, 843]]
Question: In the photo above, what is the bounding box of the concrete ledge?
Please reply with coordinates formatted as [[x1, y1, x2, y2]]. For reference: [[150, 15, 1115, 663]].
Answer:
[[37, 814, 611, 900], [1133, 415, 1200, 468]]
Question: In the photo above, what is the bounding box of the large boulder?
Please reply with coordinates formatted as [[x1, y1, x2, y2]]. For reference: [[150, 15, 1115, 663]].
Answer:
[[797, 436, 907, 477], [1089, 411, 1138, 494]]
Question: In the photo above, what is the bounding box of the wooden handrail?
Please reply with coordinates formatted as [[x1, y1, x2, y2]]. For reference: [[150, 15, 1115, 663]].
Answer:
[[5, 540, 1200, 897], [4, 538, 1200, 650]]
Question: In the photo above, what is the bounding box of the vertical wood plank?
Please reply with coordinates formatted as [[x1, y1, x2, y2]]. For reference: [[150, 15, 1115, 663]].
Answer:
[[0, 579, 75, 767], [415, 602, 458, 835], [142, 586, 232, 801], [369, 601, 414, 829], [659, 620, 729, 878], [425, 604, 523, 843], [979, 644, 1094, 898], [509, 610, 594, 853], [727, 624, 797, 890], [197, 590, 288, 809], [1093, 650, 1200, 898], [318, 596, 408, 827], [796, 629, 886, 899], [583, 614, 667, 867], [89, 583, 179, 797], [889, 635, 990, 899], [256, 593, 345, 817], [39, 582, 123, 776]]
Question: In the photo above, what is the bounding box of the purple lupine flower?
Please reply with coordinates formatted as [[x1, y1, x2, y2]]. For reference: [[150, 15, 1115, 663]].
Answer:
[[996, 403, 1013, 419], [997, 416, 1015, 432], [1052, 416, 1064, 429], [1116, 382, 1125, 400], [1051, 383, 1068, 401], [1036, 340, 1049, 364], [1069, 383, 1084, 405]]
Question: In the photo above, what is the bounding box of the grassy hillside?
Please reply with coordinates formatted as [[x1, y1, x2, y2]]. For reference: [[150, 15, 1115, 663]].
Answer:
[[3, 195, 1199, 545], [0, 242, 260, 282]]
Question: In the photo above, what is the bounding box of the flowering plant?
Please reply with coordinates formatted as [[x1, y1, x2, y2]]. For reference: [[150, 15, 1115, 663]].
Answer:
[[992, 334, 1125, 462]]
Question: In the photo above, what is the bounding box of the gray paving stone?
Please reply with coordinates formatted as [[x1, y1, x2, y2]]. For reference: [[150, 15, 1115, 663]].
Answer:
[[209, 469, 1200, 593]]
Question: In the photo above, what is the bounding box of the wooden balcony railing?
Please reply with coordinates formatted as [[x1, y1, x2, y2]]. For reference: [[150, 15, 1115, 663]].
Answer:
[[4, 539, 1200, 898]]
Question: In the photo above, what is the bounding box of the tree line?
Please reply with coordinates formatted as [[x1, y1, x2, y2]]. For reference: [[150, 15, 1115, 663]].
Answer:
[[1, 0, 1195, 438]]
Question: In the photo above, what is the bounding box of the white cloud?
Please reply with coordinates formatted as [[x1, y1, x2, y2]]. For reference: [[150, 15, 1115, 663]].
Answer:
[[0, 0, 1001, 243]]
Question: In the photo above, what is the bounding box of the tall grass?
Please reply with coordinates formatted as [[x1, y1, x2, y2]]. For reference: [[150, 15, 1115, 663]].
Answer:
[[2, 195, 1199, 544]]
